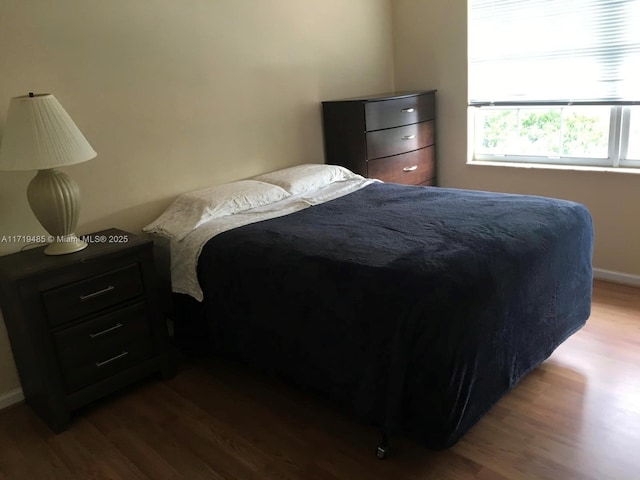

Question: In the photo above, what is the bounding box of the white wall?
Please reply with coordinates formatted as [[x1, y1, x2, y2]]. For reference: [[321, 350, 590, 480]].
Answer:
[[0, 0, 395, 397]]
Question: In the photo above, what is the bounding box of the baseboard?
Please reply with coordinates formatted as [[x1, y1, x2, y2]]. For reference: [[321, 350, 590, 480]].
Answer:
[[593, 268, 640, 287], [0, 387, 24, 411]]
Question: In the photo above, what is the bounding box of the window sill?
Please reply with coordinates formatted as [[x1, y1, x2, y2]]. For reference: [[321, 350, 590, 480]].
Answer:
[[467, 160, 640, 175]]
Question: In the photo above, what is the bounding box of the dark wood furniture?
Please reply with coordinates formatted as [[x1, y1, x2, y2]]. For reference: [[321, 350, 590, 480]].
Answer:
[[0, 228, 170, 432], [322, 90, 437, 186]]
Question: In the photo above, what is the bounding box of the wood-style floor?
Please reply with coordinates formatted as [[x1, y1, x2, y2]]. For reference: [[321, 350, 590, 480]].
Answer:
[[0, 280, 638, 480]]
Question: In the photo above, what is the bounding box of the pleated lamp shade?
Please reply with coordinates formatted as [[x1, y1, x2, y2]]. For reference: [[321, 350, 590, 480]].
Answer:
[[0, 93, 97, 255], [0, 93, 96, 170]]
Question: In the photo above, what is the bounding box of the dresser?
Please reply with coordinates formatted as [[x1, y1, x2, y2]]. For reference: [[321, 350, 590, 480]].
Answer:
[[322, 90, 437, 186], [0, 228, 170, 432]]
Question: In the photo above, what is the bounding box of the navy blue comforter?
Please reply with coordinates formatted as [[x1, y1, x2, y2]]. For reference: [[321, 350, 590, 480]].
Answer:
[[193, 183, 593, 449]]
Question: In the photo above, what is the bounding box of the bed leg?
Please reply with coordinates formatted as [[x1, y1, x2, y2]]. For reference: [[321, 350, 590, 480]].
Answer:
[[376, 431, 390, 459]]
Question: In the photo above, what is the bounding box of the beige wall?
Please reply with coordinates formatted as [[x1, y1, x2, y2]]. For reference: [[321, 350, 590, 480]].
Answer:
[[0, 0, 394, 395], [392, 0, 640, 275]]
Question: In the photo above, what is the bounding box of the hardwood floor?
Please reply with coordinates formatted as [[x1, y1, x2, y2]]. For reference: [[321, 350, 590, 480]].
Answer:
[[0, 280, 638, 479]]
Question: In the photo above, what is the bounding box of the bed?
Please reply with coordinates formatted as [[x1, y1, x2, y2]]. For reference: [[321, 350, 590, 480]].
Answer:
[[145, 164, 593, 454]]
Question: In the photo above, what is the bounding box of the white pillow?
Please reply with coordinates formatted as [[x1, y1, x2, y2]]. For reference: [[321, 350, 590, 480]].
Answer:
[[253, 163, 361, 195], [143, 180, 290, 241]]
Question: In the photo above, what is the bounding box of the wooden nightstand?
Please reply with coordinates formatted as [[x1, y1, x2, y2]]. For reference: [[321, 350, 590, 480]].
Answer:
[[0, 228, 170, 432]]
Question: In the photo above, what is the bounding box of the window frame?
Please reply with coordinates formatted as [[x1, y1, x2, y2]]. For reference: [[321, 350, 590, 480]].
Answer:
[[471, 105, 640, 169], [467, 0, 640, 170]]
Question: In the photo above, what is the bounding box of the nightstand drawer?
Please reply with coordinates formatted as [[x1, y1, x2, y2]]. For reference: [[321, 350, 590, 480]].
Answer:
[[62, 338, 154, 393], [366, 120, 434, 160], [368, 146, 435, 185], [365, 93, 435, 131], [54, 301, 151, 367], [43, 263, 144, 327]]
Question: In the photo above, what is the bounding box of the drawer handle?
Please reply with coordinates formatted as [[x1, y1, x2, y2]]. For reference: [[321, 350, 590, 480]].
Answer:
[[89, 323, 124, 339], [95, 351, 129, 368], [401, 135, 416, 140], [401, 108, 415, 113], [403, 165, 418, 172], [80, 285, 115, 302]]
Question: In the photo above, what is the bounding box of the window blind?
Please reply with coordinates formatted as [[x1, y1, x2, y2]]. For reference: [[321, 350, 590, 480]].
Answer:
[[468, 0, 640, 106]]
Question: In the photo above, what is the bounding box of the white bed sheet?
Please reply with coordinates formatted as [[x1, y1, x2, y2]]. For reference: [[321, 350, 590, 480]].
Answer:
[[171, 177, 377, 301]]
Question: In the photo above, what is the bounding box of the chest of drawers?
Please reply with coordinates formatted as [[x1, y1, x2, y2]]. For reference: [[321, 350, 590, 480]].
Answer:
[[0, 229, 170, 432], [322, 90, 437, 186]]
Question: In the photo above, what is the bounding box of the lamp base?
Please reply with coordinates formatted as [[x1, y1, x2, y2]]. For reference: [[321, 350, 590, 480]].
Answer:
[[44, 234, 88, 256], [27, 168, 86, 256]]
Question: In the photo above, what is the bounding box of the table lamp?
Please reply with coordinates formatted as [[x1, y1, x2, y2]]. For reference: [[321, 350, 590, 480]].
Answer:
[[0, 93, 97, 255]]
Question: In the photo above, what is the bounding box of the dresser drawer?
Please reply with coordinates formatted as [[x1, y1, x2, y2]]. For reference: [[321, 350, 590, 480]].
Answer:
[[366, 120, 435, 160], [61, 338, 154, 393], [419, 177, 437, 187], [43, 263, 144, 327], [368, 146, 436, 185], [322, 90, 436, 183], [365, 93, 435, 131], [54, 301, 151, 368]]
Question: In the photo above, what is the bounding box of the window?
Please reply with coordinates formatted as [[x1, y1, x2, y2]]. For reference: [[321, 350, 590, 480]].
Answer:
[[468, 0, 640, 169]]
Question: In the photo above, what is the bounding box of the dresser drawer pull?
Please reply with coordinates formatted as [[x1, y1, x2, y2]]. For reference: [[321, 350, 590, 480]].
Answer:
[[401, 108, 415, 113], [403, 165, 418, 172], [95, 351, 129, 368], [89, 323, 124, 339], [79, 285, 115, 302], [401, 135, 416, 140]]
